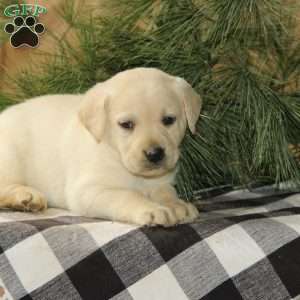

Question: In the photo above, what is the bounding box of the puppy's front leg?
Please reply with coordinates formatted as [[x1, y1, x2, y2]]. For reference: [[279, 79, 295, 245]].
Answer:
[[149, 185, 199, 224], [67, 186, 182, 227]]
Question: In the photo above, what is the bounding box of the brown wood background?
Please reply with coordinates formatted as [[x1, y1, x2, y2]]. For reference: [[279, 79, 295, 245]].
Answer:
[[0, 0, 104, 93]]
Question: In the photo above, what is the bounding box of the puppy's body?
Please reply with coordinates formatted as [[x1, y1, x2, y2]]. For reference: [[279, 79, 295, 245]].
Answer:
[[0, 68, 201, 226]]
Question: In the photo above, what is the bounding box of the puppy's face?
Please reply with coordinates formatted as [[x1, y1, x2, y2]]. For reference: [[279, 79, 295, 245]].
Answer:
[[79, 68, 202, 178], [108, 86, 186, 177]]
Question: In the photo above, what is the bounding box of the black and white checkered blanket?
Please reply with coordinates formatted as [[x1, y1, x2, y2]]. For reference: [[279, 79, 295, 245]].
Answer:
[[0, 187, 299, 300]]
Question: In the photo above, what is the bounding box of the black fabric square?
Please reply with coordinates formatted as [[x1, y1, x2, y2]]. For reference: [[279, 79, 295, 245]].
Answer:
[[268, 237, 300, 297], [141, 224, 201, 261], [226, 213, 266, 224], [200, 199, 262, 212], [67, 249, 126, 300], [233, 258, 291, 300], [264, 207, 300, 218], [201, 279, 243, 300]]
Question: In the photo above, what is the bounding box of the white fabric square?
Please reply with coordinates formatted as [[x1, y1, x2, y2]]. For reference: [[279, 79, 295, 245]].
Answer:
[[128, 264, 189, 300], [0, 217, 11, 223], [80, 221, 137, 247], [0, 208, 76, 223], [285, 194, 300, 207], [205, 224, 265, 277], [273, 215, 300, 234], [5, 233, 64, 292]]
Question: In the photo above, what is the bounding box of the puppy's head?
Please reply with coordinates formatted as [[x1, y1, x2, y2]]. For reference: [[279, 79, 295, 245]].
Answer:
[[79, 68, 202, 178]]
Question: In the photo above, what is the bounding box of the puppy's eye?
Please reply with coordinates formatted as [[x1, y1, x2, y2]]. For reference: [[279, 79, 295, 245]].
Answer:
[[118, 120, 135, 130], [162, 115, 176, 126]]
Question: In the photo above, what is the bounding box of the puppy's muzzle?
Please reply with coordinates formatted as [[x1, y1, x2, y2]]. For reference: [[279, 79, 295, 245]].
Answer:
[[144, 146, 165, 164]]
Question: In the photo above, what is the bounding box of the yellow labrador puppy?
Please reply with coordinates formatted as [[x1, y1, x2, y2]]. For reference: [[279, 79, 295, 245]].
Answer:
[[0, 68, 201, 226]]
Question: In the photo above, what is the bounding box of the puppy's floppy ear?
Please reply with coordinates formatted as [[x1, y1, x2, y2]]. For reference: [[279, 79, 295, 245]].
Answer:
[[78, 83, 109, 143], [175, 77, 202, 134]]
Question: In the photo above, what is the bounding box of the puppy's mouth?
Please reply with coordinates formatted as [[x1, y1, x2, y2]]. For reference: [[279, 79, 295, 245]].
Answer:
[[134, 168, 174, 178], [125, 160, 176, 178]]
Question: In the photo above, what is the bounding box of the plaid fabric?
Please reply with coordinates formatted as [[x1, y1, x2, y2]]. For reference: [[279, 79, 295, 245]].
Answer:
[[0, 187, 299, 300]]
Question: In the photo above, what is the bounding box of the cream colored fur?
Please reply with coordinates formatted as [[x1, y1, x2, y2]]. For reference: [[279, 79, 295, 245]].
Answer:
[[0, 68, 202, 226]]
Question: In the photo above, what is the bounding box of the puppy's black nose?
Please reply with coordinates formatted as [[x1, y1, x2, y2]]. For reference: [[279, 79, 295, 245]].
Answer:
[[144, 147, 165, 164]]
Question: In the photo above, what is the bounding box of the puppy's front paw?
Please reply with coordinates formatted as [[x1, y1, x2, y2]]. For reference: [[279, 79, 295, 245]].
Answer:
[[13, 187, 47, 212], [135, 206, 178, 227], [170, 201, 199, 224], [181, 202, 200, 223]]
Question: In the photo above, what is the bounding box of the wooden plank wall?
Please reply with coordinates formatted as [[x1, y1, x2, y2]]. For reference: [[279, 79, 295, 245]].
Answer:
[[0, 0, 103, 93]]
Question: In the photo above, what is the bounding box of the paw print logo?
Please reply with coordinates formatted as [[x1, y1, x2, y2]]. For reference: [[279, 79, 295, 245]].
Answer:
[[4, 16, 45, 48]]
